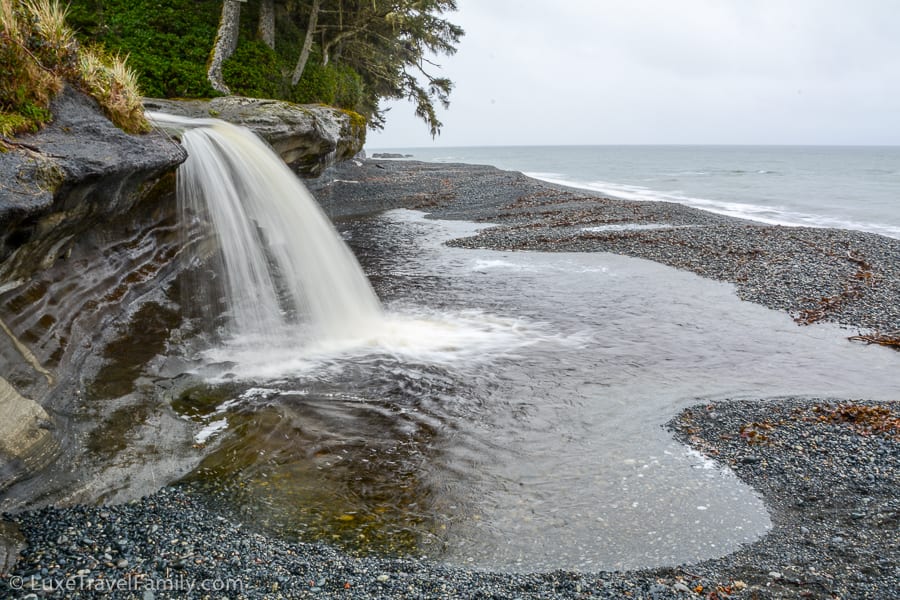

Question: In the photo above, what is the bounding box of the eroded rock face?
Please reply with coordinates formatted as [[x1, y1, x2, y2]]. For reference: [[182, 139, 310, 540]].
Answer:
[[0, 86, 186, 493], [0, 379, 58, 492], [143, 96, 366, 176], [0, 86, 186, 281]]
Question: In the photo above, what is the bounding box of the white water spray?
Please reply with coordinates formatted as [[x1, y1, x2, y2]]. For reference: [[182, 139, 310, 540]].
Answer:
[[147, 114, 550, 380], [148, 112, 382, 341]]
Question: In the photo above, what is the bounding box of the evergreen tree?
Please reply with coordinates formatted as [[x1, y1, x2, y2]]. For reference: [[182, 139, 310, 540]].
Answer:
[[70, 0, 464, 135]]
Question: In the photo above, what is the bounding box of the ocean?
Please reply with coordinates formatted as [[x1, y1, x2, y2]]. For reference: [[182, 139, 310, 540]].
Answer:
[[366, 145, 900, 239]]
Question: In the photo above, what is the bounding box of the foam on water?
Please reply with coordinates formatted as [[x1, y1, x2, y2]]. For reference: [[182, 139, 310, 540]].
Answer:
[[194, 418, 228, 444], [144, 117, 565, 386], [470, 258, 530, 271], [582, 223, 687, 233], [199, 307, 568, 381], [528, 173, 900, 237]]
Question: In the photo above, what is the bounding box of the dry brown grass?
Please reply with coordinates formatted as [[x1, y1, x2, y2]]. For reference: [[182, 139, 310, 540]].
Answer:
[[24, 0, 73, 51], [78, 44, 149, 133]]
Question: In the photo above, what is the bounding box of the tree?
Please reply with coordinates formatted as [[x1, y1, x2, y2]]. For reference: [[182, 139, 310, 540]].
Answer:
[[258, 0, 275, 48], [291, 0, 320, 86], [311, 0, 463, 136], [207, 0, 243, 94], [105, 0, 465, 135]]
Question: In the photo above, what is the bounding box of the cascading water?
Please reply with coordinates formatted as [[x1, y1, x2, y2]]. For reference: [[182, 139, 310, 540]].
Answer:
[[147, 112, 382, 342]]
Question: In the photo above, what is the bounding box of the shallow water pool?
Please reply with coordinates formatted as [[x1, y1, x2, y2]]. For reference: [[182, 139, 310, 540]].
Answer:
[[171, 210, 899, 572]]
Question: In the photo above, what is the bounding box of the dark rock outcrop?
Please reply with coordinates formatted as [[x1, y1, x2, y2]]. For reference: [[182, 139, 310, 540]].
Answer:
[[142, 96, 366, 176], [0, 86, 186, 281], [0, 89, 367, 506], [371, 152, 413, 159], [0, 86, 186, 494]]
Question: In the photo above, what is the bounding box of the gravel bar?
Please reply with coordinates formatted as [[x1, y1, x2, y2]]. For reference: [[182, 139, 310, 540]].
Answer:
[[312, 159, 900, 334], [2, 159, 898, 599]]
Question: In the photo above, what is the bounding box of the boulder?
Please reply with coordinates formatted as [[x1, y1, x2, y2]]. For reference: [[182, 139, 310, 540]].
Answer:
[[142, 96, 366, 176]]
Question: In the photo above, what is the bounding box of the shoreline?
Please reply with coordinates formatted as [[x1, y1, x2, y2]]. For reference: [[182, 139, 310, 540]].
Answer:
[[312, 159, 899, 336], [363, 146, 900, 241], [2, 158, 898, 598], [4, 398, 897, 599]]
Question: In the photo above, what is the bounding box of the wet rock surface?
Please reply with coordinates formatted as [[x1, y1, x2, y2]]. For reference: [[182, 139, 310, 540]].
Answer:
[[0, 86, 186, 507], [143, 96, 365, 176], [0, 379, 58, 493]]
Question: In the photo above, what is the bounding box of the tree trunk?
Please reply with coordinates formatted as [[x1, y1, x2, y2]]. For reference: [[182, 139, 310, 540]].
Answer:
[[291, 0, 321, 86], [258, 0, 275, 49], [207, 0, 243, 94], [322, 26, 359, 66]]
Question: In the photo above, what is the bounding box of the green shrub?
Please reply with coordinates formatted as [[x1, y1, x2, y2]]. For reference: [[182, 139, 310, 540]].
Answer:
[[67, 0, 220, 98], [290, 58, 330, 105], [0, 109, 41, 136], [331, 63, 364, 111], [222, 40, 280, 98], [1, 0, 61, 135], [291, 58, 365, 112]]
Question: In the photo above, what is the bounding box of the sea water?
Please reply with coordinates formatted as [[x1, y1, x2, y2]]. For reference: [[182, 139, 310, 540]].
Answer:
[[368, 145, 900, 238]]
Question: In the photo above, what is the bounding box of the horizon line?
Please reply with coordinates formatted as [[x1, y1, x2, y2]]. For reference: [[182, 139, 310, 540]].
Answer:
[[366, 142, 900, 150]]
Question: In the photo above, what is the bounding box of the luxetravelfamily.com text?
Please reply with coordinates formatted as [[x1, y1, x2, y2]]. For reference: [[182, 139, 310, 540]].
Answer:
[[6, 572, 244, 594]]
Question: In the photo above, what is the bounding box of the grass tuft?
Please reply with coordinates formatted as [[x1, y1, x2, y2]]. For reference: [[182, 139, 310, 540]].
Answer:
[[24, 0, 75, 55], [79, 46, 149, 133], [1, 0, 61, 134], [0, 0, 149, 135]]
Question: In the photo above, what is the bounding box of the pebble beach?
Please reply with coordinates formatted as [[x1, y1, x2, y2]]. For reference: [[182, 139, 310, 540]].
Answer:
[[313, 159, 900, 334], [2, 158, 898, 599]]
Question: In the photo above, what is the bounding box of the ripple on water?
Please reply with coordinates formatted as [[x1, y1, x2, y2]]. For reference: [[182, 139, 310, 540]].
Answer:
[[174, 210, 898, 572]]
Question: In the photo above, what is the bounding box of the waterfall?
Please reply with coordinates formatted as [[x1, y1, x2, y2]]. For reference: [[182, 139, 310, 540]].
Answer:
[[147, 112, 382, 341]]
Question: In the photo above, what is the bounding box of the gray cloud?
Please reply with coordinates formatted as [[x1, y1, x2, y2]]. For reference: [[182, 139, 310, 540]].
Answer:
[[368, 0, 900, 147]]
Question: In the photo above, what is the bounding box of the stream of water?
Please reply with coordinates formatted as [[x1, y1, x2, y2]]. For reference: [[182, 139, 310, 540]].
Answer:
[[178, 209, 899, 572], [135, 115, 900, 572]]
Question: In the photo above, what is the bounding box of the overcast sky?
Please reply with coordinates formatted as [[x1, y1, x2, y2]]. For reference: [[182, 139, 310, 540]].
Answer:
[[367, 0, 900, 148]]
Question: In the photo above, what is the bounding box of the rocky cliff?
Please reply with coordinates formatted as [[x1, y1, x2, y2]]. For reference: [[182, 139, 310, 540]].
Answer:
[[0, 89, 365, 504], [143, 96, 366, 176], [0, 86, 186, 495]]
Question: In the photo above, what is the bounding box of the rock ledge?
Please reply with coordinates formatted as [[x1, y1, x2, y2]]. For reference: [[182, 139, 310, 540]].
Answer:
[[143, 96, 366, 176]]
